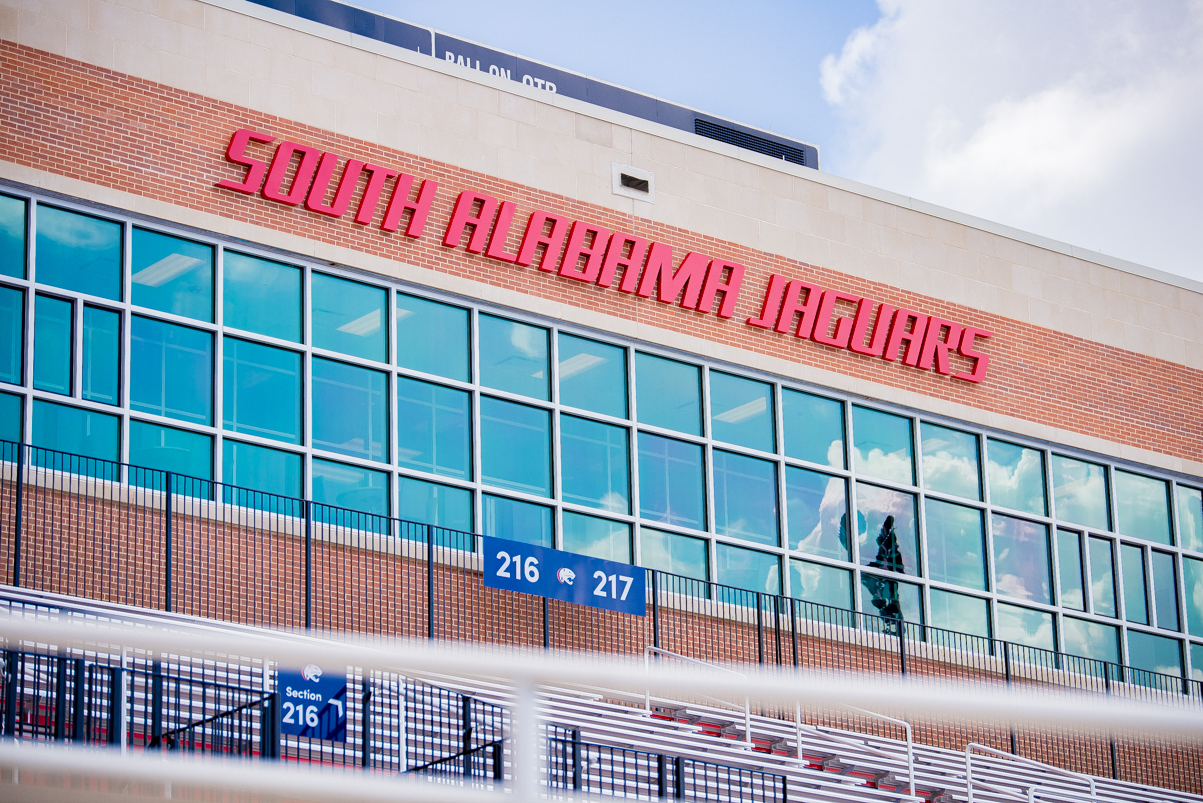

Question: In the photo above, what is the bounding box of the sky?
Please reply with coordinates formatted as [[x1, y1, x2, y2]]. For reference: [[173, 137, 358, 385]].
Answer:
[[355, 0, 1203, 283]]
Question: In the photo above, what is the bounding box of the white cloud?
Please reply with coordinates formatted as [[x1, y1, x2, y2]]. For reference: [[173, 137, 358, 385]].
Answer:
[[820, 0, 1203, 281]]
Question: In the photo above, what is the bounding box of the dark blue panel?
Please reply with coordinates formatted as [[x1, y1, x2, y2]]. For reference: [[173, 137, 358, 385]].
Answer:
[[379, 16, 431, 55], [295, 0, 376, 38], [515, 58, 587, 101], [247, 0, 295, 11], [655, 100, 695, 132], [435, 34, 518, 80], [586, 80, 656, 121], [483, 535, 646, 616]]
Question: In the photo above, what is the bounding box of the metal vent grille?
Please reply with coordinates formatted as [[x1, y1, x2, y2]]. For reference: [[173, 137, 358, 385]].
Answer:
[[694, 119, 807, 167]]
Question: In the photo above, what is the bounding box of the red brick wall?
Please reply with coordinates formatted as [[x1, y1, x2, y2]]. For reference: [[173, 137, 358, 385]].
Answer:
[[0, 41, 1200, 468]]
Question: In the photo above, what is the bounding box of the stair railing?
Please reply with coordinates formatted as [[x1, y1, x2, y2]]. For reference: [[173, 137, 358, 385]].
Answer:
[[966, 742, 1097, 803], [644, 646, 751, 748]]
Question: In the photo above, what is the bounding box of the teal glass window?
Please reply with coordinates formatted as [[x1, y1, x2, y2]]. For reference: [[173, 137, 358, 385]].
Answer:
[[35, 206, 122, 300], [312, 457, 389, 516], [709, 372, 774, 453], [1062, 617, 1119, 663], [996, 603, 1055, 651], [131, 229, 213, 322], [396, 377, 471, 479], [0, 285, 23, 385], [860, 572, 922, 623], [479, 396, 551, 497], [398, 476, 473, 532], [33, 295, 72, 395], [483, 494, 552, 547], [852, 406, 913, 485], [1127, 631, 1182, 678], [0, 390, 22, 443], [1051, 455, 1109, 530], [1177, 486, 1203, 553], [987, 439, 1046, 515], [716, 543, 780, 594], [560, 414, 629, 513], [396, 293, 470, 382], [921, 423, 980, 500], [562, 512, 631, 563], [790, 559, 852, 610], [131, 316, 212, 425], [786, 467, 849, 561], [1114, 471, 1171, 545], [223, 251, 302, 342], [558, 333, 627, 418], [312, 357, 388, 463], [925, 499, 986, 591], [1121, 543, 1148, 624], [713, 450, 778, 546], [1184, 557, 1203, 636], [1151, 551, 1179, 631], [0, 194, 26, 278], [991, 514, 1051, 604], [1088, 536, 1117, 617], [222, 439, 302, 498], [81, 307, 120, 405], [634, 353, 701, 436], [638, 433, 705, 531], [1057, 529, 1086, 611], [641, 527, 708, 581], [930, 589, 990, 638], [222, 337, 301, 444], [782, 389, 844, 468], [311, 273, 387, 362], [856, 483, 919, 577], [1193, 643, 1203, 682], [479, 314, 549, 400], [31, 399, 119, 472], [127, 420, 212, 495]]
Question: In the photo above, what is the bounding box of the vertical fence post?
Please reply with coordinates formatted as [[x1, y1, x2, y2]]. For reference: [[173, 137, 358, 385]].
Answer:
[[164, 473, 173, 613], [756, 593, 765, 665], [426, 526, 435, 641], [789, 597, 799, 667], [72, 658, 85, 742], [361, 682, 372, 768], [12, 442, 24, 587], [54, 655, 67, 741], [462, 696, 474, 778], [657, 753, 667, 798], [260, 691, 280, 759], [491, 741, 503, 780], [107, 667, 123, 746], [896, 619, 908, 676], [3, 651, 18, 736], [304, 500, 313, 630], [1003, 644, 1017, 755], [1104, 664, 1118, 779], [673, 755, 685, 799], [651, 570, 661, 649], [572, 728, 583, 790], [543, 597, 550, 650], [150, 661, 163, 748]]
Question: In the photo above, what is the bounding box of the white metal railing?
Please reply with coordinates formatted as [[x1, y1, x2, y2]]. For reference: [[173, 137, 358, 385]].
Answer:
[[966, 742, 1097, 803], [644, 646, 752, 747]]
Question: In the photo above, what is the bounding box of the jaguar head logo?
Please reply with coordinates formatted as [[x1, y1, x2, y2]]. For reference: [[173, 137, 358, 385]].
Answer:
[[301, 664, 323, 682], [556, 568, 576, 585]]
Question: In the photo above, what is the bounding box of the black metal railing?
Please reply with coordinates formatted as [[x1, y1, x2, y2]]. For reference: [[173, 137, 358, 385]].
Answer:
[[2, 438, 1202, 789], [548, 729, 786, 803]]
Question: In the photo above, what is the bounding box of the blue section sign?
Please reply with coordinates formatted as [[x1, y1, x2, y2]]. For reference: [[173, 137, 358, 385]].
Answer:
[[483, 536, 646, 617], [277, 664, 347, 742]]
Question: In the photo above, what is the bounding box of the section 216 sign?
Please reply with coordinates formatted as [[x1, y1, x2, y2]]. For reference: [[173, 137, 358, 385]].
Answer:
[[483, 536, 646, 617], [277, 663, 348, 742]]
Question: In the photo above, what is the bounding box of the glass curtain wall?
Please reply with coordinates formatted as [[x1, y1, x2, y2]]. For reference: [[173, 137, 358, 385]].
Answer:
[[1, 190, 1202, 677]]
